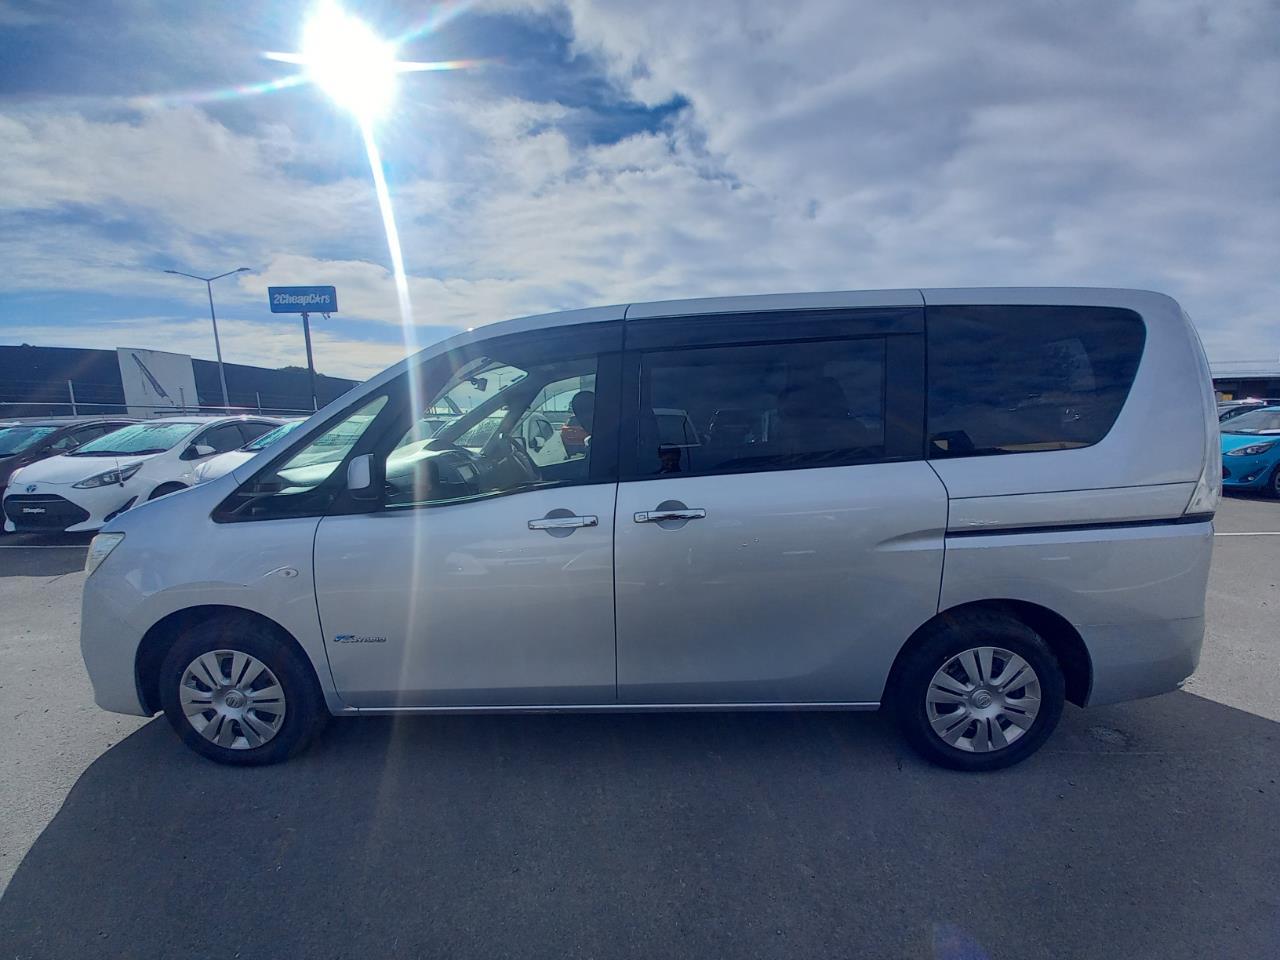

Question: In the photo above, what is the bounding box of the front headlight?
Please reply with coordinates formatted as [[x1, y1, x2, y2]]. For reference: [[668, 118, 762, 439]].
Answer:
[[84, 532, 124, 577], [73, 462, 144, 489], [1225, 442, 1277, 457]]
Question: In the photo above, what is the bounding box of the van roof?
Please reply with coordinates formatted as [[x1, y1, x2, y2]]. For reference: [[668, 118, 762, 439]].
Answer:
[[350, 286, 1186, 405], [423, 285, 1179, 350]]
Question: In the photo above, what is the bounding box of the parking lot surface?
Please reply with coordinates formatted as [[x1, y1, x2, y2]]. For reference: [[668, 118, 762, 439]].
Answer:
[[0, 498, 1277, 959]]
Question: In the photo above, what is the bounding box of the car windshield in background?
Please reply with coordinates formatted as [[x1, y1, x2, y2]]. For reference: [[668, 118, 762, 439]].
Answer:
[[280, 415, 377, 469], [70, 421, 199, 455], [0, 426, 57, 454], [243, 420, 303, 451], [1222, 409, 1280, 434]]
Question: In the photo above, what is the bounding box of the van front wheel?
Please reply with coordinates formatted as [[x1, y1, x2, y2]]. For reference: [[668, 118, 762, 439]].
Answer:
[[893, 613, 1065, 771], [158, 617, 327, 765]]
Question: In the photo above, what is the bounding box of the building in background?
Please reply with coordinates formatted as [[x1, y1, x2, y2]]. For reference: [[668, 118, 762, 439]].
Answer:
[[1211, 360, 1280, 401], [0, 344, 357, 417]]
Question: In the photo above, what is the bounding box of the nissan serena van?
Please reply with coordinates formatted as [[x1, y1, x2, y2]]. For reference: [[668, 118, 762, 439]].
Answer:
[[79, 288, 1219, 770]]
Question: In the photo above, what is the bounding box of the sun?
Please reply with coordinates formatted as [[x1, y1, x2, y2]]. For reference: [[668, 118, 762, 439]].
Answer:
[[263, 1, 477, 121]]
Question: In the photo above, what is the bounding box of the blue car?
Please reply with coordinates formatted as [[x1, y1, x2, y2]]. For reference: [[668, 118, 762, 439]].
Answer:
[[1221, 405, 1280, 497]]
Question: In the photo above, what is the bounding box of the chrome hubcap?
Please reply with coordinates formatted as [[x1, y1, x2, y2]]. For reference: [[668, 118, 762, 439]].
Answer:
[[179, 650, 286, 750], [925, 646, 1041, 753]]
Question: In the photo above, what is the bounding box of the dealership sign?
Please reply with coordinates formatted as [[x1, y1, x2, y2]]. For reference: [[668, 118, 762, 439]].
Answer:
[[268, 286, 338, 314]]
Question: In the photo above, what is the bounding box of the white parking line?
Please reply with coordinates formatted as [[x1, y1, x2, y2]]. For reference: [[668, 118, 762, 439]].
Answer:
[[1214, 531, 1280, 537]]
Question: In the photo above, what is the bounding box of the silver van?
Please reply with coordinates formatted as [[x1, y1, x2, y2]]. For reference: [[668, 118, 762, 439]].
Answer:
[[79, 288, 1219, 770]]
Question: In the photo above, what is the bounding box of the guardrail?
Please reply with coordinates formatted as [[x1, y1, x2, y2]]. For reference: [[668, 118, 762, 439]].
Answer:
[[0, 376, 345, 419]]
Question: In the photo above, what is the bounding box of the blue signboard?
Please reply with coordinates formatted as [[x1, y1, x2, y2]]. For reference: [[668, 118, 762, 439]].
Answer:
[[268, 286, 338, 314]]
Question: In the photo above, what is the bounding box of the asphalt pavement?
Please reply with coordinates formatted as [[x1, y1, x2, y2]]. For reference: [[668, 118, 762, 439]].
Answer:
[[0, 498, 1277, 959]]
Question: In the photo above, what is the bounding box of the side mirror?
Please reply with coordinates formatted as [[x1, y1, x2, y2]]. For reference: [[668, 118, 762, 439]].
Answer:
[[347, 453, 384, 501], [182, 443, 216, 460]]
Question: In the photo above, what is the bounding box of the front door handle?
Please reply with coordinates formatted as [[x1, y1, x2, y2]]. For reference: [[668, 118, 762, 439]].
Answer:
[[528, 515, 598, 530], [634, 508, 706, 523]]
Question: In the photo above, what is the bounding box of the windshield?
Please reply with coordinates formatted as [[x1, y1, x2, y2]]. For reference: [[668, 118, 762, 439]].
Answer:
[[70, 421, 199, 455], [1223, 409, 1280, 434], [243, 420, 303, 451], [0, 426, 58, 455]]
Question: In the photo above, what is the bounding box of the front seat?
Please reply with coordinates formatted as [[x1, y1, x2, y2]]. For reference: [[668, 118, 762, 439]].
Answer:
[[773, 377, 875, 454]]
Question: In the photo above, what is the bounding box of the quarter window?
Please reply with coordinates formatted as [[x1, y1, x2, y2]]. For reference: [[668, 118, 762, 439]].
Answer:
[[635, 337, 888, 477], [926, 305, 1145, 458]]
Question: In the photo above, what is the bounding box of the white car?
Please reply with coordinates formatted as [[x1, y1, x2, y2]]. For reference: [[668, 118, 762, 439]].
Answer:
[[4, 416, 280, 533], [193, 419, 305, 485]]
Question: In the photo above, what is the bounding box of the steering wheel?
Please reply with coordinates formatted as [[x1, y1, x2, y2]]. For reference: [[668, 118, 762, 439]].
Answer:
[[492, 432, 540, 482]]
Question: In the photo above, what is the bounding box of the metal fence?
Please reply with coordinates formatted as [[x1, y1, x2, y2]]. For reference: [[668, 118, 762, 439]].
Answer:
[[0, 377, 331, 419]]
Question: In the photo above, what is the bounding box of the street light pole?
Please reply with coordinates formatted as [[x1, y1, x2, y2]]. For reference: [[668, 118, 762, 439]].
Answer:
[[163, 266, 251, 411]]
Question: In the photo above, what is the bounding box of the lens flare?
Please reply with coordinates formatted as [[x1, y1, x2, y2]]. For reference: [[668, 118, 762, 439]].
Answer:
[[300, 2, 398, 119]]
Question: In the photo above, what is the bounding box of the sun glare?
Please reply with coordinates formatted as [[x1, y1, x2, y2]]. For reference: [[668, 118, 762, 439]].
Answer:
[[300, 2, 398, 119]]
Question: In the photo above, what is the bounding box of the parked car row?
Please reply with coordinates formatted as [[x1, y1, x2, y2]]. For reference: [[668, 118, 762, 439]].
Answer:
[[2, 415, 286, 533], [0, 417, 138, 490]]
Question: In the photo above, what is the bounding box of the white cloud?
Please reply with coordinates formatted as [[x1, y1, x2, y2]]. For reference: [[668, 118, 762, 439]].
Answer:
[[483, 0, 1280, 359], [2, 0, 1279, 370]]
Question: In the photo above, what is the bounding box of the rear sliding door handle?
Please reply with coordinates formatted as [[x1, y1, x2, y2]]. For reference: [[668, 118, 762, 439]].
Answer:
[[634, 508, 706, 523], [528, 515, 598, 530]]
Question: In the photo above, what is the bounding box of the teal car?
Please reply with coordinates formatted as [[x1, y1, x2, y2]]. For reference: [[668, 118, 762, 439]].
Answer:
[[1221, 406, 1280, 497]]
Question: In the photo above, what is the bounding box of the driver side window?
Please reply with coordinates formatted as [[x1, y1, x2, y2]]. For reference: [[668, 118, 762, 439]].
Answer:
[[384, 350, 601, 510]]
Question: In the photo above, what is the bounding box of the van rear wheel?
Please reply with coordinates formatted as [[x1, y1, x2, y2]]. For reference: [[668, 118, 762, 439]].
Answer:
[[892, 612, 1065, 771], [158, 616, 327, 765]]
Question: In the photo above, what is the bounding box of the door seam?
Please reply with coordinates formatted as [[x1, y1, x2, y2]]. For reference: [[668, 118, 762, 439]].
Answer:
[[309, 515, 350, 708], [610, 481, 620, 700], [927, 460, 950, 615]]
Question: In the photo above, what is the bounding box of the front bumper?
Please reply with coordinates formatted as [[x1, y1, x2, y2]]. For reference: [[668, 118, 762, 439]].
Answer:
[[3, 482, 137, 533], [3, 493, 90, 531], [80, 560, 151, 716], [1220, 455, 1276, 489]]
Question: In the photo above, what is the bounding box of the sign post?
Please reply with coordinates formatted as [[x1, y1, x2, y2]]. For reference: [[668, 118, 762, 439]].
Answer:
[[268, 286, 338, 411]]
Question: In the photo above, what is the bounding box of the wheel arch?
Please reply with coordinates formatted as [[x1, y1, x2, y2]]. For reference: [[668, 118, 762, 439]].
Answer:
[[147, 481, 188, 500], [885, 599, 1093, 707], [135, 605, 318, 715]]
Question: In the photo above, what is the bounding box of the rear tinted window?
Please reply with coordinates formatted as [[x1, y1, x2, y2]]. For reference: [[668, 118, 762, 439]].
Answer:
[[927, 305, 1145, 458], [636, 337, 887, 477]]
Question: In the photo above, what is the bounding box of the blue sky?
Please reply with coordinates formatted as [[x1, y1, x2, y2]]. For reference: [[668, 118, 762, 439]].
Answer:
[[1, 0, 1277, 379]]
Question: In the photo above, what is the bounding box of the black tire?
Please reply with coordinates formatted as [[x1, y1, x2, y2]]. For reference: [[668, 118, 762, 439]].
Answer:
[[1268, 464, 1280, 499], [148, 482, 187, 501], [158, 615, 328, 766], [891, 611, 1065, 771]]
